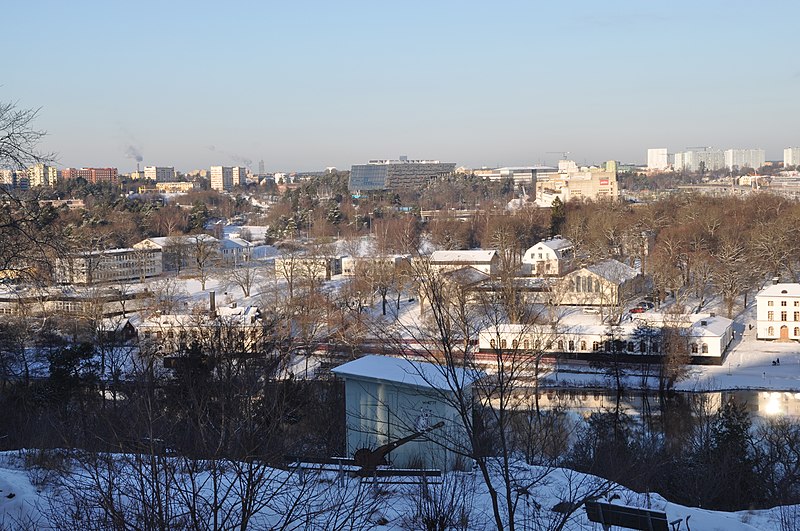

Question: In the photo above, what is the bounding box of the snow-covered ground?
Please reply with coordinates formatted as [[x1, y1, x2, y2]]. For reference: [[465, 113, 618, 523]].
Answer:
[[0, 451, 790, 530]]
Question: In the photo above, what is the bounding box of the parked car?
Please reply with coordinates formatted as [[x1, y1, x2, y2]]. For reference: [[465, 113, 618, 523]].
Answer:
[[582, 307, 601, 314], [629, 306, 646, 314]]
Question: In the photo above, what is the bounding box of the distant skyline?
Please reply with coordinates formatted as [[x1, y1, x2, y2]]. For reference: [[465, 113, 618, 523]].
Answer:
[[4, 1, 799, 172]]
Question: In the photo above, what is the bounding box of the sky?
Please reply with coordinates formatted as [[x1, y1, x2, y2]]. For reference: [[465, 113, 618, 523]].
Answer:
[[3, 0, 799, 173]]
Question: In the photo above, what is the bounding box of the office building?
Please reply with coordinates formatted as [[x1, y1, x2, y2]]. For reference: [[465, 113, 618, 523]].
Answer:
[[647, 148, 669, 171], [473, 166, 554, 187], [348, 158, 456, 191], [724, 149, 765, 171], [785, 148, 800, 168], [62, 167, 119, 185], [144, 166, 176, 182]]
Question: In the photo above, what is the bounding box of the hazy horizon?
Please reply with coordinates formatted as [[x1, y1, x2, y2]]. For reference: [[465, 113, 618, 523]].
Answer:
[[4, 0, 799, 173]]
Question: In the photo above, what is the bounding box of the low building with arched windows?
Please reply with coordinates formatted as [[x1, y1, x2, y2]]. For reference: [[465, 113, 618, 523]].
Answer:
[[756, 283, 800, 341]]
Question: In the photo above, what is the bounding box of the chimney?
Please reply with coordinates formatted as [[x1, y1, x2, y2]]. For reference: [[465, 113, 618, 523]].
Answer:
[[773, 277, 780, 285], [209, 291, 216, 316]]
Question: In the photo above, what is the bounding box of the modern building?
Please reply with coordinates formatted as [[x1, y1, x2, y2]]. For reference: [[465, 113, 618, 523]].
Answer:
[[133, 235, 219, 272], [646, 148, 669, 171], [473, 166, 555, 187], [534, 160, 619, 204], [54, 247, 162, 285], [784, 148, 800, 168], [348, 158, 456, 191], [144, 166, 176, 182], [673, 148, 724, 173], [341, 254, 411, 276], [210, 166, 247, 191], [27, 163, 58, 187], [521, 237, 575, 276], [756, 283, 800, 341], [724, 149, 765, 171], [332, 355, 474, 472]]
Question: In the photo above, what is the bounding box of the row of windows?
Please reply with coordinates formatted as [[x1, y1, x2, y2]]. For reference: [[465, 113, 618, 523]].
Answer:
[[766, 311, 800, 321], [488, 338, 662, 354], [766, 326, 800, 336], [767, 300, 800, 307]]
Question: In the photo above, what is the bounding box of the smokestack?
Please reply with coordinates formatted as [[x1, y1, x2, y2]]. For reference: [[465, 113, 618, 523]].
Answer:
[[209, 291, 216, 316], [137, 162, 140, 173]]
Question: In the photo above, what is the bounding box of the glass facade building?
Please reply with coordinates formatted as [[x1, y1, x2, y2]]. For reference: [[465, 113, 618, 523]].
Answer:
[[348, 159, 456, 191]]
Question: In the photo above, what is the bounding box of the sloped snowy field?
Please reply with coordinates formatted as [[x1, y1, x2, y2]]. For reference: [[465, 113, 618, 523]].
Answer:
[[0, 451, 789, 530]]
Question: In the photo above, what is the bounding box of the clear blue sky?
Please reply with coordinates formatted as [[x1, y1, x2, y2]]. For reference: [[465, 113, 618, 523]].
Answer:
[[4, 0, 798, 172]]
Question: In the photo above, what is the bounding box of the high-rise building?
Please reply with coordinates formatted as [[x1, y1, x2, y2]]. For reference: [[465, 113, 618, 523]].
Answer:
[[784, 148, 800, 168], [646, 148, 669, 171], [144, 166, 176, 182], [232, 166, 247, 187], [210, 166, 232, 191], [673, 148, 725, 172], [27, 163, 58, 187], [724, 149, 765, 171], [348, 158, 456, 191]]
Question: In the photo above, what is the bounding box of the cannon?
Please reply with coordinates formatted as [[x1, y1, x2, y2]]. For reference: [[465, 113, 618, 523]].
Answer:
[[353, 420, 445, 474]]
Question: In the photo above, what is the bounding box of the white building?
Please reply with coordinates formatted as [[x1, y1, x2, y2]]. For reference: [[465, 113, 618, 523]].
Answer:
[[54, 248, 162, 285], [647, 148, 669, 171], [521, 237, 575, 276], [478, 312, 734, 361], [784, 148, 800, 168], [756, 283, 800, 341], [332, 355, 474, 471], [209, 166, 245, 192], [27, 163, 58, 187], [144, 166, 176, 182], [341, 254, 411, 276], [673, 148, 725, 172], [724, 149, 765, 171], [219, 237, 253, 265], [429, 250, 499, 276], [232, 166, 247, 187], [473, 166, 554, 187]]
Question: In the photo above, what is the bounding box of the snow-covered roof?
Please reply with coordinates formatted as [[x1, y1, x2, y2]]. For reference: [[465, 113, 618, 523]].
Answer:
[[584, 259, 639, 283], [137, 234, 219, 248], [430, 249, 497, 264], [441, 266, 490, 286], [689, 315, 734, 338], [535, 237, 573, 252], [757, 283, 800, 298], [332, 355, 477, 391]]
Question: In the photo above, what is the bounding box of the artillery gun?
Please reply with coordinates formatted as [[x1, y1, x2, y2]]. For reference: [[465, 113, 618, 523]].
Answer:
[[352, 420, 444, 476]]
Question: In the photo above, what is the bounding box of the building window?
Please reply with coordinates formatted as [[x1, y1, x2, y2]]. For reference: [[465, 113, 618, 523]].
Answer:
[[651, 342, 659, 353], [568, 340, 575, 351], [512, 339, 519, 349], [501, 339, 507, 349], [782, 300, 788, 307], [627, 342, 635, 352], [592, 341, 600, 351], [795, 301, 799, 307], [795, 327, 800, 337], [640, 341, 646, 353], [768, 311, 774, 321], [691, 343, 698, 354], [523, 339, 529, 349], [490, 339, 496, 349], [557, 340, 564, 350], [768, 300, 774, 306], [702, 344, 709, 354], [782, 311, 788, 322], [768, 326, 774, 336], [580, 340, 586, 351], [795, 312, 799, 322]]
